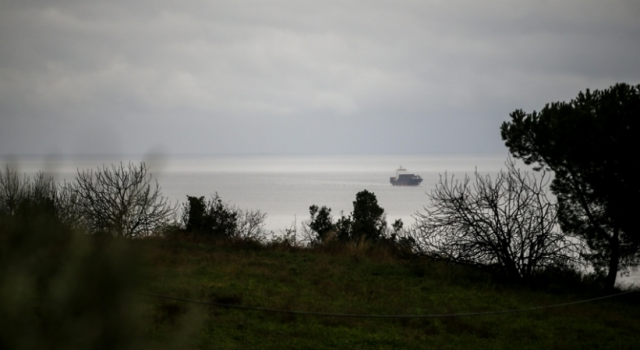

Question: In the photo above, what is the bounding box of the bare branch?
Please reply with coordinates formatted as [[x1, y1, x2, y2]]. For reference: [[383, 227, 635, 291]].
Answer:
[[74, 162, 175, 238], [404, 158, 582, 280]]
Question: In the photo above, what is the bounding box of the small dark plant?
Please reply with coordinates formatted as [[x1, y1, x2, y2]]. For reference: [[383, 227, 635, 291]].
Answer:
[[182, 195, 237, 238]]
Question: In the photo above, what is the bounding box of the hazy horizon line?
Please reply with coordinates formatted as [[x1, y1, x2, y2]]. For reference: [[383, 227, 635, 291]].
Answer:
[[1, 151, 509, 158]]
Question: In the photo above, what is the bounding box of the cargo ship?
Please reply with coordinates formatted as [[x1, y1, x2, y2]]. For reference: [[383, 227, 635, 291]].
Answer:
[[390, 166, 423, 186]]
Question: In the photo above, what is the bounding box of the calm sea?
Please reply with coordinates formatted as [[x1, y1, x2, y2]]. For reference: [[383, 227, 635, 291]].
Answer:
[[4, 154, 637, 287], [4, 154, 509, 231]]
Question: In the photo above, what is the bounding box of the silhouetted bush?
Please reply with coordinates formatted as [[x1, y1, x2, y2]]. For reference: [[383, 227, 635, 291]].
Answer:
[[305, 205, 333, 243], [304, 190, 399, 246], [181, 194, 269, 242], [349, 190, 387, 241], [182, 195, 237, 238]]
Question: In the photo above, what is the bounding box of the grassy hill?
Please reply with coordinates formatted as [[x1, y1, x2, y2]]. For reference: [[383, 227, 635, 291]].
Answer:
[[137, 238, 640, 349]]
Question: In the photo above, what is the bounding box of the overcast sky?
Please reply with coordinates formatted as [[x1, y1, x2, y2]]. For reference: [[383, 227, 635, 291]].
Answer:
[[1, 0, 639, 156]]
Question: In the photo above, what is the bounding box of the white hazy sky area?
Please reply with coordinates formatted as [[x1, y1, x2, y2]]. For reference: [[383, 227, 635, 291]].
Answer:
[[1, 0, 639, 156]]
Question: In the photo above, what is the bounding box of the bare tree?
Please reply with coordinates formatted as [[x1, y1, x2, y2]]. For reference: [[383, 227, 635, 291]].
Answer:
[[405, 158, 581, 281], [233, 208, 270, 242], [75, 162, 174, 238]]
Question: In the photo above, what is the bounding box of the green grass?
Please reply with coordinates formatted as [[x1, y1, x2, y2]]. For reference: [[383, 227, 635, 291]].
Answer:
[[135, 238, 640, 349]]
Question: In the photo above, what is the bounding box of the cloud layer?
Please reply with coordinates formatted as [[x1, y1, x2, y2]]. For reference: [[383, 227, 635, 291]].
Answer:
[[1, 0, 639, 155]]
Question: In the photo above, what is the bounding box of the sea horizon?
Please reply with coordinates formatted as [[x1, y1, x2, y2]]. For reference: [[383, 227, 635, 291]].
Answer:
[[2, 153, 512, 229]]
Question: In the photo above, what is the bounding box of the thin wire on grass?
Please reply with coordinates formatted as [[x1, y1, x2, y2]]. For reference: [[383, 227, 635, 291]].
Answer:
[[140, 290, 634, 319]]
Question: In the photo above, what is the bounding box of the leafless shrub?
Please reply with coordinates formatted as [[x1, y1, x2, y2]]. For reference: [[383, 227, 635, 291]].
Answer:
[[74, 162, 175, 238], [26, 172, 56, 203], [55, 181, 85, 229], [233, 208, 270, 242], [0, 166, 28, 216], [404, 158, 582, 281], [299, 219, 321, 247], [269, 219, 301, 249], [0, 168, 60, 218]]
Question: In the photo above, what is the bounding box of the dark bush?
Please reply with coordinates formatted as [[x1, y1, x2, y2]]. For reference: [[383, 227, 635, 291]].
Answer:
[[182, 195, 238, 238], [181, 194, 269, 242], [350, 190, 387, 242], [307, 205, 334, 242], [305, 190, 395, 245]]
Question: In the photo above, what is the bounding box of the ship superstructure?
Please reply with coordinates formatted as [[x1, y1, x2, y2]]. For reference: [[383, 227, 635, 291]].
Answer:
[[390, 166, 423, 186]]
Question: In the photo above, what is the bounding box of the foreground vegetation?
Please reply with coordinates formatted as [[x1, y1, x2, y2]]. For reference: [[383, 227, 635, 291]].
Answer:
[[1, 172, 640, 349], [140, 237, 640, 349]]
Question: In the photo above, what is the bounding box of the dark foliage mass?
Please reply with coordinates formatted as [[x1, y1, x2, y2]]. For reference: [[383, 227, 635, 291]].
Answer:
[[307, 204, 334, 241], [183, 195, 238, 237], [404, 159, 580, 281], [180, 193, 269, 242], [304, 190, 399, 245], [350, 190, 387, 241], [501, 82, 640, 289]]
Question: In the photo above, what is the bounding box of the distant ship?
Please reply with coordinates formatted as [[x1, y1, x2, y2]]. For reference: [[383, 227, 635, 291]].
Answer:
[[390, 166, 423, 186]]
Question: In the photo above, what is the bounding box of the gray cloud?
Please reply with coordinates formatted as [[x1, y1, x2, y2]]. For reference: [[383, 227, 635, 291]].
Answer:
[[1, 0, 639, 155]]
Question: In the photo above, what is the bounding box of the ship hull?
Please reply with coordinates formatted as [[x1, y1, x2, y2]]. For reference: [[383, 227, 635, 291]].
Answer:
[[390, 176, 423, 186]]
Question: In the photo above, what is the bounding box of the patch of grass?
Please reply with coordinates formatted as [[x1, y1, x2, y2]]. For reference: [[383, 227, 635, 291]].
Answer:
[[137, 238, 640, 349]]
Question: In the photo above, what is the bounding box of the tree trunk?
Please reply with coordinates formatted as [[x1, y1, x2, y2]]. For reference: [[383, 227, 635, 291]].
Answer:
[[604, 227, 620, 291]]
